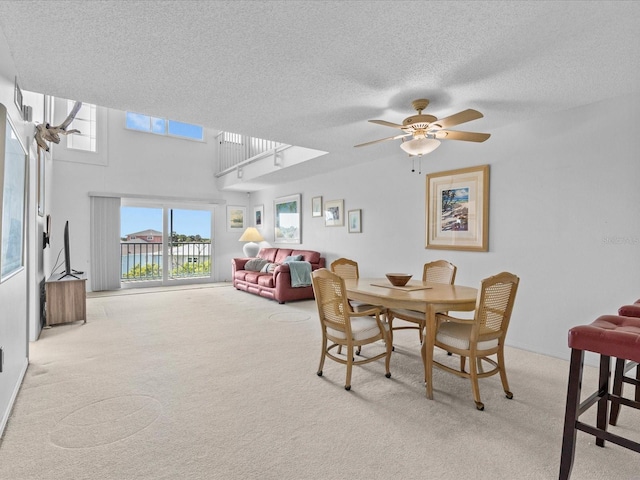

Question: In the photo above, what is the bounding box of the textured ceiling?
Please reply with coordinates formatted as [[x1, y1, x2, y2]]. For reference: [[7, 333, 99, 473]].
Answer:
[[0, 1, 639, 183]]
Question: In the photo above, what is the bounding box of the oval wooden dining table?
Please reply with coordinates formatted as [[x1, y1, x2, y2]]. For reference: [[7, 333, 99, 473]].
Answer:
[[343, 278, 478, 399]]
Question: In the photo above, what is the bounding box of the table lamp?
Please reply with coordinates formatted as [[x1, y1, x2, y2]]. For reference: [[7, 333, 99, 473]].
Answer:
[[238, 227, 264, 257]]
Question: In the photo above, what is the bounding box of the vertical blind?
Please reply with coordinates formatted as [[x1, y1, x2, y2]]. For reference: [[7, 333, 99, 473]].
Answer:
[[90, 196, 121, 291]]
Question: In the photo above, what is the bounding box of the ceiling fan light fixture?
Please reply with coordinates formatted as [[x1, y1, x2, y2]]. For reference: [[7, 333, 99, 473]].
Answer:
[[400, 137, 441, 156]]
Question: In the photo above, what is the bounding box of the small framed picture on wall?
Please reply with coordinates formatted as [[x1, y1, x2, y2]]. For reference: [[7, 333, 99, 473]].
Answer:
[[253, 205, 264, 229], [324, 199, 344, 227], [226, 205, 246, 232], [348, 209, 362, 233], [311, 196, 322, 217]]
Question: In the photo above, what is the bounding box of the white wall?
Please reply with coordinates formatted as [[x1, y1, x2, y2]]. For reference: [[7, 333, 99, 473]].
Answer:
[[0, 33, 30, 436], [248, 93, 640, 361], [49, 107, 250, 286]]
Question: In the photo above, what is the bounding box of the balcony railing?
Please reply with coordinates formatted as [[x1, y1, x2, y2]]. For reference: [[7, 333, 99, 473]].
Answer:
[[215, 131, 286, 175], [121, 242, 212, 281]]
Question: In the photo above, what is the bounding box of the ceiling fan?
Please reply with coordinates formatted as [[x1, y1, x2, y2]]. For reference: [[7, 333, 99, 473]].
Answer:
[[354, 99, 490, 156]]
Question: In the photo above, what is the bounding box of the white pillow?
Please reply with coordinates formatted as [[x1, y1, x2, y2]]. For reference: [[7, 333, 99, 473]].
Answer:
[[245, 258, 269, 272], [260, 262, 278, 273]]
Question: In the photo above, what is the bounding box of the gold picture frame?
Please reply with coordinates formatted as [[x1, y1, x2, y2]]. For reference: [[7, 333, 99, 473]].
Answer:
[[426, 164, 489, 251]]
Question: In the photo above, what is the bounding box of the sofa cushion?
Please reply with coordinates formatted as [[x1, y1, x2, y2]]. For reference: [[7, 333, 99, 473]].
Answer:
[[234, 270, 250, 281], [257, 274, 276, 288], [245, 258, 269, 272], [244, 272, 263, 283], [291, 250, 321, 264], [274, 249, 293, 263], [257, 248, 278, 262]]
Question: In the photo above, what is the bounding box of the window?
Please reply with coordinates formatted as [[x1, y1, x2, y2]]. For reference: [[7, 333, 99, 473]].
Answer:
[[66, 101, 97, 152], [168, 120, 203, 140], [126, 112, 203, 141], [126, 112, 165, 134]]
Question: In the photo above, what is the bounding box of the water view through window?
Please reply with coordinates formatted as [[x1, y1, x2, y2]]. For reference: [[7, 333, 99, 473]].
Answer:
[[121, 206, 212, 283]]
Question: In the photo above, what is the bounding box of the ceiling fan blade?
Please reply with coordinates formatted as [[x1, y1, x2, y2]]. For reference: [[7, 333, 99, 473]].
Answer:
[[434, 130, 491, 142], [354, 133, 411, 148], [368, 119, 405, 129], [430, 109, 484, 129]]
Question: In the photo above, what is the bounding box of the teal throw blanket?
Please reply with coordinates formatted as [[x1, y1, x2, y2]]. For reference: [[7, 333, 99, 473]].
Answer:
[[288, 261, 312, 287]]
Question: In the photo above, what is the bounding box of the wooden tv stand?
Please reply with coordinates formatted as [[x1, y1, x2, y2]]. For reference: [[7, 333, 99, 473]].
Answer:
[[45, 272, 87, 326]]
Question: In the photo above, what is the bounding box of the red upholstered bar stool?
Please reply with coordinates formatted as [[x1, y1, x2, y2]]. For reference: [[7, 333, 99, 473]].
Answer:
[[559, 315, 640, 480], [610, 301, 640, 426]]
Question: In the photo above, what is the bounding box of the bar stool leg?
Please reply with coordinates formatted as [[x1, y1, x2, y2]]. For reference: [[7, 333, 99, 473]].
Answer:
[[560, 348, 584, 480], [609, 358, 626, 426], [595, 355, 610, 447]]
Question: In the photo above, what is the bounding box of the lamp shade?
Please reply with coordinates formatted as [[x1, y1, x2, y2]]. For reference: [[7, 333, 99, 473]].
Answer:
[[238, 227, 264, 242], [239, 227, 264, 257], [400, 137, 441, 156]]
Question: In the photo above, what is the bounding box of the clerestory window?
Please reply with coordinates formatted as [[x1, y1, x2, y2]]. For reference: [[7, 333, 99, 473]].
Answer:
[[125, 112, 203, 141]]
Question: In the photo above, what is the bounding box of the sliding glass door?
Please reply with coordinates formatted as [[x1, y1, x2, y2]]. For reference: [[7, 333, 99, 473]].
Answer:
[[121, 203, 213, 287], [167, 209, 212, 282]]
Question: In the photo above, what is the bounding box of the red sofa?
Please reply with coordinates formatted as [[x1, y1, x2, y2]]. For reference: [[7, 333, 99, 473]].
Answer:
[[232, 247, 326, 303]]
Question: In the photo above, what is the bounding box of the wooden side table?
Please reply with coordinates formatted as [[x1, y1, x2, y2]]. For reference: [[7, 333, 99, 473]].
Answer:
[[45, 272, 87, 326]]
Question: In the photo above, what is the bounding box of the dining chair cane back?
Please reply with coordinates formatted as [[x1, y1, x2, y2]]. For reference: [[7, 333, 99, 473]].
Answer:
[[387, 260, 457, 345], [433, 271, 520, 410], [312, 268, 392, 391], [330, 257, 384, 355]]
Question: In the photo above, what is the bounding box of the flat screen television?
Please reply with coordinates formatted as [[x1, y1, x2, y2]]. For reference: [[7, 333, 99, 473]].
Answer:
[[60, 220, 83, 279]]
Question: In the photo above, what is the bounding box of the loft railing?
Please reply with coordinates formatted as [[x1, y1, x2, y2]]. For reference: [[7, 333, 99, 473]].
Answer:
[[121, 242, 211, 281], [215, 131, 287, 175]]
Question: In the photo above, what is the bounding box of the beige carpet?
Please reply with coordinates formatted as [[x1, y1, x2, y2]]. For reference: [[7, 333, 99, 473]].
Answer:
[[1, 284, 639, 479]]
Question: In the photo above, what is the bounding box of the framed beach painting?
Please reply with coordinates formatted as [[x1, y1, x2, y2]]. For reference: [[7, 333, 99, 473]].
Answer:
[[324, 199, 344, 227], [253, 204, 264, 229], [274, 194, 301, 244], [426, 164, 489, 251], [226, 205, 246, 232], [348, 209, 361, 233]]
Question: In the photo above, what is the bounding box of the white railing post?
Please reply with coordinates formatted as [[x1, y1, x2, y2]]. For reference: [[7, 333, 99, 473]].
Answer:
[[215, 131, 286, 176]]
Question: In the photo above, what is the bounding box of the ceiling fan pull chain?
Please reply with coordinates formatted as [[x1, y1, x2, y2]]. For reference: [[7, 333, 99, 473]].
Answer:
[[419, 158, 422, 175], [411, 158, 415, 173]]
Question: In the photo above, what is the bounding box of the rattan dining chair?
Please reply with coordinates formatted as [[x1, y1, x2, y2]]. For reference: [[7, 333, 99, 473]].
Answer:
[[330, 257, 385, 355], [311, 268, 392, 391], [432, 271, 520, 410], [387, 260, 457, 345], [330, 258, 379, 313]]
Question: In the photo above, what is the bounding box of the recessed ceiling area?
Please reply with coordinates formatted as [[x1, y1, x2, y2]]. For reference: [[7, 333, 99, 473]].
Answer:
[[0, 1, 638, 186]]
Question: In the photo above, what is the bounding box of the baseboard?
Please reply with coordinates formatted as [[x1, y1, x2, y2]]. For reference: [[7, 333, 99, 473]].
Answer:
[[0, 358, 28, 438]]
